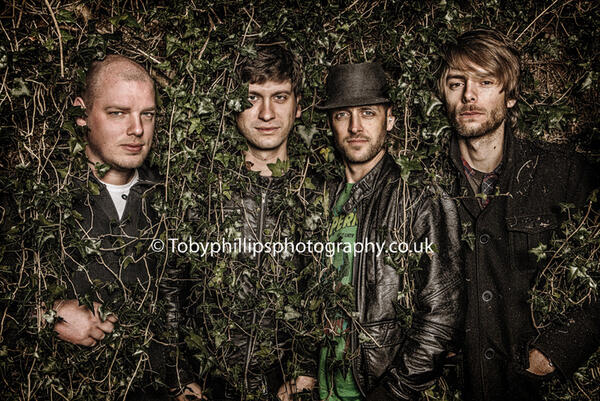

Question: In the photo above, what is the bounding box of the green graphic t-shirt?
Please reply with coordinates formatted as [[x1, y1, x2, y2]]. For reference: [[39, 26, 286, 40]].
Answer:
[[318, 183, 361, 400]]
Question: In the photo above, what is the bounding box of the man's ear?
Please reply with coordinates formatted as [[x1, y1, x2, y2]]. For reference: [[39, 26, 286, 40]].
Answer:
[[506, 98, 516, 108], [73, 97, 87, 127], [295, 95, 302, 119], [386, 107, 396, 131]]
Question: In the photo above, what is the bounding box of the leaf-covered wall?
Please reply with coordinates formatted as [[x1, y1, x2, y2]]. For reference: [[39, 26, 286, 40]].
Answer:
[[1, 1, 598, 400]]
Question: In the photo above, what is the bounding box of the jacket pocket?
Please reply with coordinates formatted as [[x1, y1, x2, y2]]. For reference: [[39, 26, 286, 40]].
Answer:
[[506, 214, 558, 272], [359, 319, 405, 349], [359, 319, 405, 387]]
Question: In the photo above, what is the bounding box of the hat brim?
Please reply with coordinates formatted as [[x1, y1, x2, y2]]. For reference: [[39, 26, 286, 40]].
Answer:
[[315, 96, 390, 111]]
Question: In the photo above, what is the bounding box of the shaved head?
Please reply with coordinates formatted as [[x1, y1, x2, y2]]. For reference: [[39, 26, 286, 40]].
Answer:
[[82, 55, 154, 109]]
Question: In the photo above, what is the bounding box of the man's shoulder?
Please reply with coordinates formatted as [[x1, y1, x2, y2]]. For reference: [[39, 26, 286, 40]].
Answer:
[[137, 164, 163, 186], [516, 135, 579, 158], [514, 135, 590, 172]]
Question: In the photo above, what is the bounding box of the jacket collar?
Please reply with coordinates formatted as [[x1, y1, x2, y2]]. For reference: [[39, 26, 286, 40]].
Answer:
[[243, 169, 291, 197], [89, 163, 162, 191], [336, 152, 395, 214], [88, 165, 162, 219], [450, 124, 516, 216]]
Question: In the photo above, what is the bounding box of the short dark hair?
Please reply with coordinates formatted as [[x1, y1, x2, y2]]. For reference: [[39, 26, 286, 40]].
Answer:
[[438, 29, 521, 127], [82, 54, 154, 109], [237, 42, 303, 96]]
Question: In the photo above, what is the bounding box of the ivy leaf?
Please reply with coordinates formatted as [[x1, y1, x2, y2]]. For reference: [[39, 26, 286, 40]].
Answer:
[[11, 78, 30, 97], [529, 243, 547, 262], [87, 181, 100, 196], [283, 305, 301, 321], [398, 156, 422, 180], [297, 125, 317, 146], [267, 159, 289, 177], [93, 163, 111, 178]]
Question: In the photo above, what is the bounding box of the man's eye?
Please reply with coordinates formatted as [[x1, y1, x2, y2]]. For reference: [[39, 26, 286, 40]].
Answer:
[[449, 82, 463, 89], [108, 111, 124, 116], [274, 94, 288, 102], [334, 112, 349, 120], [248, 95, 258, 102], [482, 80, 494, 86], [142, 112, 155, 119], [362, 110, 375, 117]]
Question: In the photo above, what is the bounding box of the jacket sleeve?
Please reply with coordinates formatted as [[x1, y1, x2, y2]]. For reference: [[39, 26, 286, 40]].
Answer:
[[158, 256, 196, 389], [367, 192, 465, 400]]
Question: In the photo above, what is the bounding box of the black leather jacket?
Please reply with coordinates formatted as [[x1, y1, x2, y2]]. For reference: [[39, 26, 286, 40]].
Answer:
[[195, 169, 324, 400], [328, 153, 464, 401], [223, 174, 292, 395]]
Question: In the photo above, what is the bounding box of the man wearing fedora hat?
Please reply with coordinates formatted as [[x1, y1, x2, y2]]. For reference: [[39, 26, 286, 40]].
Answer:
[[314, 63, 464, 400]]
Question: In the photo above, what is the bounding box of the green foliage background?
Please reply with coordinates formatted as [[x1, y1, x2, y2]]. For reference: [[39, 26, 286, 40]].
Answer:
[[1, 0, 598, 399]]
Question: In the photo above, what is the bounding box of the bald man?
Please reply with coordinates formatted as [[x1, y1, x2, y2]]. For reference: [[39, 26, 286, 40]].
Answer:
[[53, 55, 202, 400]]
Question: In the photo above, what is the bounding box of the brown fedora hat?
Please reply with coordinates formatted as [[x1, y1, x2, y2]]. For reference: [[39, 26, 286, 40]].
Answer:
[[316, 62, 389, 110]]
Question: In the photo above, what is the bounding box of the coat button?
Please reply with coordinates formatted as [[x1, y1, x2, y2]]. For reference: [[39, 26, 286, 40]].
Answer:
[[482, 290, 493, 302], [479, 234, 490, 244], [484, 348, 495, 360]]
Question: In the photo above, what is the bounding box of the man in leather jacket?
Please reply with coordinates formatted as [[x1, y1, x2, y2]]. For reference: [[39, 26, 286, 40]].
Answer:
[[190, 43, 323, 400], [437, 29, 599, 400], [54, 55, 202, 400], [312, 63, 464, 400]]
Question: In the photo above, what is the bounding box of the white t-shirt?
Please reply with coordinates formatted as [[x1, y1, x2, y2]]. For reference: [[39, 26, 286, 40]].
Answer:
[[102, 170, 139, 220]]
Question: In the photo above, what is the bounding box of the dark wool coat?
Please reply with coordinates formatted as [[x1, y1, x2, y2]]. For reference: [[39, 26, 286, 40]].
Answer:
[[69, 165, 164, 301], [450, 127, 600, 401], [67, 166, 185, 396]]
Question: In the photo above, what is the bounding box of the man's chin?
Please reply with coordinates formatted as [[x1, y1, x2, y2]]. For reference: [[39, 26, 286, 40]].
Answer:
[[343, 148, 383, 165], [111, 157, 146, 171], [454, 122, 488, 138]]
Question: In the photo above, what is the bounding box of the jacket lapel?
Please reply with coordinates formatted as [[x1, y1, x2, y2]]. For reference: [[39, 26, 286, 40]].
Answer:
[[450, 136, 481, 218]]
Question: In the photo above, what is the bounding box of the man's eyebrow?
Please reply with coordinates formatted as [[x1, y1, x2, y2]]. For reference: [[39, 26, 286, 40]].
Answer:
[[104, 105, 131, 111], [103, 105, 156, 111], [446, 74, 466, 81], [447, 72, 496, 80], [248, 90, 293, 96]]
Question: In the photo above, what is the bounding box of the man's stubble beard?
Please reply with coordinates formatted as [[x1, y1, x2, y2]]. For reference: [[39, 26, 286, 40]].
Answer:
[[86, 140, 148, 172], [451, 103, 507, 139], [337, 120, 387, 164]]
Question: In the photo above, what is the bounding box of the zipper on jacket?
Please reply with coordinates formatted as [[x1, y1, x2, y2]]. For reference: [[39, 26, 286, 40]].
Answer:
[[350, 198, 367, 396], [243, 189, 267, 390]]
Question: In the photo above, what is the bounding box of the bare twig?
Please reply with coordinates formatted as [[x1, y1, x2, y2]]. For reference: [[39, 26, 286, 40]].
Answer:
[[43, 0, 64, 78]]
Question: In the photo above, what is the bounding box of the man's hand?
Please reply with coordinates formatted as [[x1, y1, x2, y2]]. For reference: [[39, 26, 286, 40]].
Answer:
[[174, 382, 205, 400], [53, 299, 117, 346], [277, 376, 316, 401], [526, 348, 555, 376]]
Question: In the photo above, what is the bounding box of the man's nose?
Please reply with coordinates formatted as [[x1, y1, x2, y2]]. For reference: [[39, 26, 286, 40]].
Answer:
[[462, 80, 477, 103], [349, 111, 362, 134], [259, 99, 274, 121], [128, 114, 144, 136]]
